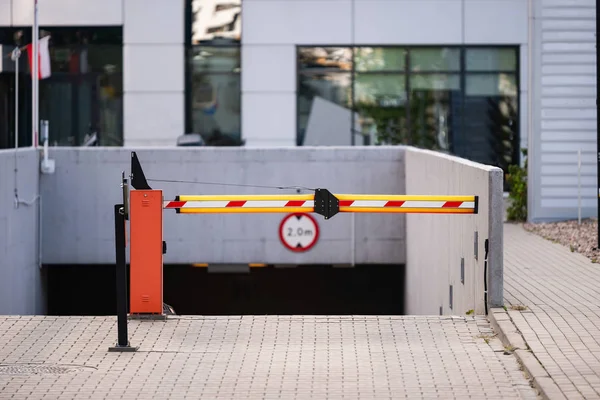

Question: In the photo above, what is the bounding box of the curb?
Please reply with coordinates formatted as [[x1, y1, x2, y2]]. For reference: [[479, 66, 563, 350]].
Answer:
[[489, 308, 567, 400]]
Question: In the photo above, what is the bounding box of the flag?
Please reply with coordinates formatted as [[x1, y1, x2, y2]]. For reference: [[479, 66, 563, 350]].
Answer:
[[26, 36, 51, 79]]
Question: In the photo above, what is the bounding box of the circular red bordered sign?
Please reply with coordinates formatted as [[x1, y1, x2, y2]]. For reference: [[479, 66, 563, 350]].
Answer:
[[279, 213, 320, 252]]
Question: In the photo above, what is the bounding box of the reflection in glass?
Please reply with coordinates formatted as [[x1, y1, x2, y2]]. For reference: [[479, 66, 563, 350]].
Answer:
[[409, 74, 461, 151], [294, 45, 520, 178], [354, 47, 405, 72], [297, 72, 352, 145], [191, 0, 241, 44], [191, 46, 240, 72], [409, 48, 460, 72], [37, 28, 123, 147], [466, 48, 517, 72], [191, 71, 241, 145], [466, 73, 517, 97], [461, 73, 519, 179], [354, 74, 407, 146], [298, 47, 352, 71]]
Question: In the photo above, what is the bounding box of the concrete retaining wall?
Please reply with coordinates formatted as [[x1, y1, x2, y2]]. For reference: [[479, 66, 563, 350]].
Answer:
[[0, 149, 45, 315], [40, 147, 406, 265], [404, 148, 504, 315], [2, 146, 503, 316]]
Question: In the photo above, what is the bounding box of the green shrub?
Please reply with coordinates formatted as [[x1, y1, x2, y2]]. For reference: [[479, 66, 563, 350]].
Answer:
[[506, 149, 527, 222]]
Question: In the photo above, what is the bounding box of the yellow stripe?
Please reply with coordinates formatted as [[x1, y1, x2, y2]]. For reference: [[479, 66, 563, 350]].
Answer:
[[178, 194, 314, 201], [336, 194, 476, 201], [192, 263, 208, 267], [179, 207, 314, 214], [339, 207, 475, 214], [249, 263, 267, 267]]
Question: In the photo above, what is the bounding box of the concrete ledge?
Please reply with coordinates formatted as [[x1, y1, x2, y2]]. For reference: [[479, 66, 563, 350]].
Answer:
[[489, 308, 527, 350], [489, 308, 566, 400]]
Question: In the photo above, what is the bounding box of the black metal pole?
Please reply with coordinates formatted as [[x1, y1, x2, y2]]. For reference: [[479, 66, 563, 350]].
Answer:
[[109, 203, 136, 352]]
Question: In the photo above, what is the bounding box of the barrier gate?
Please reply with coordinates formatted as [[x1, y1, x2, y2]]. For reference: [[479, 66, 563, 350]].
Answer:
[[109, 151, 479, 351]]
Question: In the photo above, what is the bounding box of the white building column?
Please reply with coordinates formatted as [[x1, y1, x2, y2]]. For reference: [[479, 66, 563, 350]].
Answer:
[[123, 0, 184, 147], [241, 0, 353, 147]]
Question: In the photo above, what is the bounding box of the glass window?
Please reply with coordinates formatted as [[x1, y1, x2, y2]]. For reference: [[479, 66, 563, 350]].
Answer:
[[354, 47, 406, 72], [466, 48, 517, 72], [410, 74, 460, 91], [409, 48, 460, 72], [295, 45, 520, 184], [186, 2, 242, 145], [191, 68, 242, 146], [191, 46, 240, 72], [409, 74, 461, 151], [297, 72, 352, 145], [355, 73, 406, 106], [298, 47, 352, 71], [354, 74, 407, 146], [461, 72, 518, 176], [466, 73, 517, 97], [190, 0, 241, 44], [0, 27, 123, 148]]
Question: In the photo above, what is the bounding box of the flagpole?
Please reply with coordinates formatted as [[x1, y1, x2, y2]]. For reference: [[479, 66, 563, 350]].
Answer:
[[32, 0, 38, 148], [12, 47, 20, 150]]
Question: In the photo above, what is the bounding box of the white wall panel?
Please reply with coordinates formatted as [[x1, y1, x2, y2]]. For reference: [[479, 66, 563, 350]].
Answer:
[[13, 0, 123, 26], [124, 0, 183, 44], [464, 0, 528, 44], [0, 0, 11, 26], [242, 45, 296, 93], [124, 93, 184, 147], [242, 93, 295, 143], [122, 0, 184, 146], [243, 0, 352, 45], [354, 0, 462, 44], [124, 45, 184, 92]]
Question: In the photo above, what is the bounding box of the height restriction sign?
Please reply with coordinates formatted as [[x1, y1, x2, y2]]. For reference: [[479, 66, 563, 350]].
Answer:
[[279, 213, 320, 252]]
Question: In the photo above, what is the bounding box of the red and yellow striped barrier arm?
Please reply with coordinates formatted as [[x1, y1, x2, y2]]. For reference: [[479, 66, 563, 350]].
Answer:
[[163, 193, 478, 216]]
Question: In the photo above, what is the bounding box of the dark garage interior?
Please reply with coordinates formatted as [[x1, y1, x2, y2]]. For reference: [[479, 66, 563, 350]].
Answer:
[[45, 264, 405, 316]]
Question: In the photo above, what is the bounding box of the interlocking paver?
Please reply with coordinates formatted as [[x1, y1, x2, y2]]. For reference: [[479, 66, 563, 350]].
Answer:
[[504, 223, 600, 399], [0, 314, 536, 399]]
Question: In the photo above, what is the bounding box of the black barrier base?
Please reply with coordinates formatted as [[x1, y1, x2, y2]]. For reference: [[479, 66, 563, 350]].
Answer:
[[108, 343, 138, 352], [128, 314, 168, 321]]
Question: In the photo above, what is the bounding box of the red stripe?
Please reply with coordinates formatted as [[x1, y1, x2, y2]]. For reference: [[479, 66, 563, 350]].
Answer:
[[442, 201, 463, 208], [226, 201, 247, 207], [384, 201, 405, 207], [285, 200, 306, 207], [166, 201, 186, 208], [339, 200, 354, 207]]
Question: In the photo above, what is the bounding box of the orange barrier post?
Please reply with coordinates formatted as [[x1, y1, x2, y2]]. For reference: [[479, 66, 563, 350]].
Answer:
[[129, 189, 163, 316]]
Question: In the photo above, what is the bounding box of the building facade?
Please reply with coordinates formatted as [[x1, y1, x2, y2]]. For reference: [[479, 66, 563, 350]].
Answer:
[[0, 0, 596, 222]]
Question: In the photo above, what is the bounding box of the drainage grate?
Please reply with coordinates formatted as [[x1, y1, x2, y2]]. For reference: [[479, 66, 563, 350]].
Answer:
[[0, 364, 95, 375]]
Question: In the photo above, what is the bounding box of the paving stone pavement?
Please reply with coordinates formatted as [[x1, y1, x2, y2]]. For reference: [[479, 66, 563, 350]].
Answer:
[[0, 315, 537, 399], [504, 223, 600, 399]]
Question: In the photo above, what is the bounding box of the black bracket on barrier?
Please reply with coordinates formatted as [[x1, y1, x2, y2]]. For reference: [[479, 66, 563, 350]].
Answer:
[[474, 195, 479, 215], [131, 151, 152, 190], [314, 188, 339, 220]]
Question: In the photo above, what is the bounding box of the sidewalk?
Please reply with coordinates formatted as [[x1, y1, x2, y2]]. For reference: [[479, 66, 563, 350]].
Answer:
[[497, 223, 600, 399], [0, 314, 537, 399]]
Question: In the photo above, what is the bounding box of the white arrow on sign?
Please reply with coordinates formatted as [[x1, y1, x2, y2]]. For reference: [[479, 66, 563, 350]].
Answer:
[[279, 213, 320, 252]]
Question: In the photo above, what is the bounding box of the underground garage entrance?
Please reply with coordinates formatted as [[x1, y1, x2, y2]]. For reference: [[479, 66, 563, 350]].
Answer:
[[45, 264, 405, 316]]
